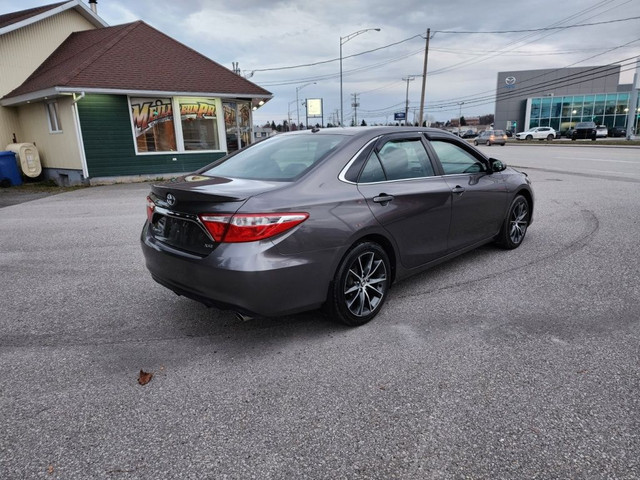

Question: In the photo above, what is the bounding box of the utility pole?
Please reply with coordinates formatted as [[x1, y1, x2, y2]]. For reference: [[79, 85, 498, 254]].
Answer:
[[403, 76, 416, 126], [418, 28, 431, 127], [351, 93, 360, 126]]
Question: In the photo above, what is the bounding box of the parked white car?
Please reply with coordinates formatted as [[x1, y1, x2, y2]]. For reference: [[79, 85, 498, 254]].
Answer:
[[515, 126, 556, 141], [596, 125, 608, 138]]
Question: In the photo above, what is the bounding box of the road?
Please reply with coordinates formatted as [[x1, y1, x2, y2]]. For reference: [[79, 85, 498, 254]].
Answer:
[[1, 145, 639, 479], [475, 142, 640, 182]]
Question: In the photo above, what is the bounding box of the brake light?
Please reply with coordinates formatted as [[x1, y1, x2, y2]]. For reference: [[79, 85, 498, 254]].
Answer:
[[199, 213, 309, 243], [146, 196, 155, 222]]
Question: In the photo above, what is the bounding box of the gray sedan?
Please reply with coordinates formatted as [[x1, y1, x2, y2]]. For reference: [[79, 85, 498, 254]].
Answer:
[[141, 127, 533, 325]]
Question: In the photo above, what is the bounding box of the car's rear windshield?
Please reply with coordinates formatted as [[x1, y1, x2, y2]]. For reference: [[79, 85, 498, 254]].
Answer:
[[201, 134, 347, 181]]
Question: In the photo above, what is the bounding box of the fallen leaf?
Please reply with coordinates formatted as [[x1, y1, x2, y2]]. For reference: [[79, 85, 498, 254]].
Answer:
[[138, 370, 153, 385], [47, 465, 54, 475]]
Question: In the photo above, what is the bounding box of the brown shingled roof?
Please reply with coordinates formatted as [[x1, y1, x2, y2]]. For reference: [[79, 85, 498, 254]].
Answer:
[[3, 20, 271, 101], [0, 2, 67, 29]]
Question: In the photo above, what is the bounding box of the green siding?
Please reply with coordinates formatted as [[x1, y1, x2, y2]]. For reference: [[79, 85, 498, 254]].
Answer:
[[77, 94, 224, 178]]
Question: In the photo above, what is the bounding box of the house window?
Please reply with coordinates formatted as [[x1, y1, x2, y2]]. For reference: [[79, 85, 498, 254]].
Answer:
[[46, 101, 62, 133], [179, 98, 219, 150], [130, 97, 177, 152], [130, 96, 224, 153]]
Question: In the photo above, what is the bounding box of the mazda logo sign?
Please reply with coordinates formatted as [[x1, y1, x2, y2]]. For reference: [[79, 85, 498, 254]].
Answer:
[[505, 76, 516, 85], [166, 193, 176, 207]]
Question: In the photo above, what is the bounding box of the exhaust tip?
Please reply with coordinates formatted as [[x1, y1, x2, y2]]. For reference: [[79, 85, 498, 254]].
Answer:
[[235, 312, 254, 322]]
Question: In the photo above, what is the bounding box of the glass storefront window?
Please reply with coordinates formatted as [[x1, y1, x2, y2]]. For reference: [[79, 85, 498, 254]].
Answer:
[[583, 96, 594, 117], [571, 104, 583, 118], [540, 97, 552, 118], [131, 98, 176, 152], [616, 93, 629, 114], [530, 98, 541, 119], [594, 94, 605, 116], [527, 92, 632, 134], [179, 98, 219, 151], [130, 96, 228, 154], [552, 98, 562, 117], [223, 101, 253, 153]]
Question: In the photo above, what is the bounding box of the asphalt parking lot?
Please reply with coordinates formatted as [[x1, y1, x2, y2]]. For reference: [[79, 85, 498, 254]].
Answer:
[[1, 145, 639, 479]]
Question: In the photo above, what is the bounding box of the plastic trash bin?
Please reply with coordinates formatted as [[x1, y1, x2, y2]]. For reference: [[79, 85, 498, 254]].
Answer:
[[0, 151, 22, 187]]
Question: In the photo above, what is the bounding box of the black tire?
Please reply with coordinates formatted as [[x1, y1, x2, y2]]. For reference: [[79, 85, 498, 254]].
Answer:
[[546, 134, 553, 141], [473, 140, 478, 146], [486, 140, 491, 146], [525, 135, 533, 141], [326, 242, 390, 326], [496, 195, 530, 249]]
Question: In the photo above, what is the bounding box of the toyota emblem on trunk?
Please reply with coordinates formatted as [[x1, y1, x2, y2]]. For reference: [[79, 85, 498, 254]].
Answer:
[[166, 193, 176, 207]]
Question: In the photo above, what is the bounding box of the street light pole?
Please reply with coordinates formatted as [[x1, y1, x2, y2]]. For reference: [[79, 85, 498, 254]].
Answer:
[[340, 28, 380, 126], [287, 100, 297, 131], [296, 82, 316, 128], [403, 76, 416, 126], [458, 101, 465, 134]]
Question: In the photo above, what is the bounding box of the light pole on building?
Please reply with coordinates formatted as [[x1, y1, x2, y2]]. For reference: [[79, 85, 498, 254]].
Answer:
[[340, 28, 380, 126]]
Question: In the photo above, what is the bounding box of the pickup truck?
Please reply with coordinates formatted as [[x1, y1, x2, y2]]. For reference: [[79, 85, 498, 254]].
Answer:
[[571, 121, 597, 141]]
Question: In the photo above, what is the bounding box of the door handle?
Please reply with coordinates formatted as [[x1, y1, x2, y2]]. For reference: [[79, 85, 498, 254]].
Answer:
[[452, 185, 465, 195], [373, 194, 394, 205]]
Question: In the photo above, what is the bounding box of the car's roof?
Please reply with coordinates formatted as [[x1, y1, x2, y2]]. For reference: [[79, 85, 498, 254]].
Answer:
[[280, 126, 457, 140]]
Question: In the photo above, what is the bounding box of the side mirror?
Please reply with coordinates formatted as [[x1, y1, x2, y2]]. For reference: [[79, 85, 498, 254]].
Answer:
[[489, 158, 507, 173]]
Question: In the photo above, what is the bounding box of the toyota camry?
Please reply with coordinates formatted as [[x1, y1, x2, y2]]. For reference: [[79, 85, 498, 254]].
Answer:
[[141, 127, 533, 326]]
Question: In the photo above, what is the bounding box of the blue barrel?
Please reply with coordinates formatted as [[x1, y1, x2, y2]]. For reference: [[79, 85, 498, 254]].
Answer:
[[0, 151, 22, 187]]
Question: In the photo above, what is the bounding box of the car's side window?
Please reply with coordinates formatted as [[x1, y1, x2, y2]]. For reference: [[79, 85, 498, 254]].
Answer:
[[430, 140, 485, 175], [378, 139, 434, 181], [358, 138, 435, 183], [359, 152, 386, 183]]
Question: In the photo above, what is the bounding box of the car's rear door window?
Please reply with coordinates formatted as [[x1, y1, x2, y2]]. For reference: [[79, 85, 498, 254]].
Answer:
[[358, 138, 435, 183]]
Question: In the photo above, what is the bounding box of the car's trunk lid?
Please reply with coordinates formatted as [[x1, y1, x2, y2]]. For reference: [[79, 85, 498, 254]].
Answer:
[[146, 174, 286, 256]]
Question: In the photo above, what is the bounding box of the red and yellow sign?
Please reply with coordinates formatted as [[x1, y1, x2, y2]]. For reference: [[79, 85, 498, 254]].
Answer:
[[131, 98, 217, 136]]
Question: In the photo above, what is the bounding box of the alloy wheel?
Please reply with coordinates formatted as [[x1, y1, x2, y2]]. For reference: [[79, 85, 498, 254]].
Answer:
[[509, 199, 528, 245], [343, 251, 388, 317]]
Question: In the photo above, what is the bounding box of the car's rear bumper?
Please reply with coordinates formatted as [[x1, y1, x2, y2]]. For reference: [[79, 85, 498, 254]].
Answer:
[[141, 223, 335, 317]]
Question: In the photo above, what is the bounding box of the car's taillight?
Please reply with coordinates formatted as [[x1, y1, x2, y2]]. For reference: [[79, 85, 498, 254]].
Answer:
[[146, 196, 155, 222], [199, 213, 309, 243]]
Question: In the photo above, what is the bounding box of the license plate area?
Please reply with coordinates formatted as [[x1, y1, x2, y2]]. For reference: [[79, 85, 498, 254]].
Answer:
[[150, 213, 215, 256]]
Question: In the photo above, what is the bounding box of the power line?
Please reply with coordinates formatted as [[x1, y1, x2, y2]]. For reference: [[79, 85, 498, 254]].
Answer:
[[247, 13, 639, 74], [433, 16, 640, 34]]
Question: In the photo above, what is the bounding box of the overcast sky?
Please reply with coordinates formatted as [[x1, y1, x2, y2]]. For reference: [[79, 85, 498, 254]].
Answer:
[[3, 0, 639, 126]]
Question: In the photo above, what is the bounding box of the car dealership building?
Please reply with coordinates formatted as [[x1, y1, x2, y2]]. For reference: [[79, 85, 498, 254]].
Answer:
[[495, 64, 639, 136]]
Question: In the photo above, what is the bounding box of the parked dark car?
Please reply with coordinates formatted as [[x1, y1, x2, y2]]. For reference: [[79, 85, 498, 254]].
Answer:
[[473, 129, 507, 146], [571, 121, 597, 141], [608, 126, 626, 137], [461, 129, 478, 139], [141, 127, 534, 326]]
